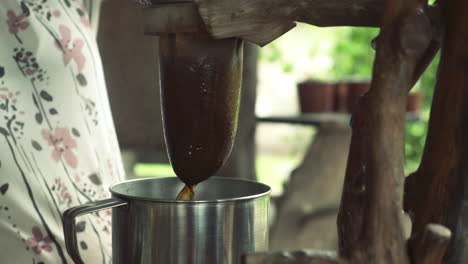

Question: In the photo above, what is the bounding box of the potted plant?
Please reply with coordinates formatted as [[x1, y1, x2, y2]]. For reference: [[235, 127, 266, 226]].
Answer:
[[334, 82, 349, 112], [297, 80, 335, 113]]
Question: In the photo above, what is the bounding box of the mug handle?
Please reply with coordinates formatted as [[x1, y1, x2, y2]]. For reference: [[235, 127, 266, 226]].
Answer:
[[63, 197, 128, 264]]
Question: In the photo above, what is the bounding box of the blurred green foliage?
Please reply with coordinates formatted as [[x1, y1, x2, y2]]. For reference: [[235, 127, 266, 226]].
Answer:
[[260, 42, 296, 73], [258, 25, 439, 174], [329, 27, 379, 80]]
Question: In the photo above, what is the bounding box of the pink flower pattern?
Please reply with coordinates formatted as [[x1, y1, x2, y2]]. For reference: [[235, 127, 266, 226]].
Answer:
[[78, 5, 91, 28], [80, 15, 91, 28], [54, 178, 73, 206], [53, 10, 61, 18], [0, 1, 122, 262], [26, 226, 53, 255], [0, 87, 20, 104], [55, 25, 86, 72], [6, 10, 29, 35], [0, 87, 25, 115], [42, 127, 78, 168]]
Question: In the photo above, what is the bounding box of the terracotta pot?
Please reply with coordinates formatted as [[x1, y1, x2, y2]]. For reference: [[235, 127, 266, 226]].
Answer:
[[347, 81, 371, 113], [334, 82, 349, 112], [407, 92, 422, 112], [297, 81, 335, 113]]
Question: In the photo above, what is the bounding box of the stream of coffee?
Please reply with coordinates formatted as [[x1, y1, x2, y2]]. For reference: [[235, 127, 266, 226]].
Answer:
[[176, 185, 196, 200]]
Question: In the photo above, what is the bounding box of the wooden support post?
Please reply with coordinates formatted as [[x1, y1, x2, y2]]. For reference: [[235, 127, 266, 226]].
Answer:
[[144, 0, 442, 47], [404, 0, 468, 263], [408, 223, 452, 264], [194, 0, 385, 45], [337, 0, 432, 263]]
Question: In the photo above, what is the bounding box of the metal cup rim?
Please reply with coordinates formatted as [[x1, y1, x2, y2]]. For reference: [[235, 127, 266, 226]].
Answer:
[[109, 176, 271, 203]]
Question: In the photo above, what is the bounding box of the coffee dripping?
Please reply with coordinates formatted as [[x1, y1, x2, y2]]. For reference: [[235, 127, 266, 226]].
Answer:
[[158, 31, 244, 200]]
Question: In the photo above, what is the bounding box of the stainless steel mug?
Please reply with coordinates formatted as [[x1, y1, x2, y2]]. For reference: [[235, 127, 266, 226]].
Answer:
[[63, 177, 270, 264]]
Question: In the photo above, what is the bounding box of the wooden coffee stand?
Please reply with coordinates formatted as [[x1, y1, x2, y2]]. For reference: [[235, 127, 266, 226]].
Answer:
[[192, 0, 468, 263], [135, 0, 466, 262]]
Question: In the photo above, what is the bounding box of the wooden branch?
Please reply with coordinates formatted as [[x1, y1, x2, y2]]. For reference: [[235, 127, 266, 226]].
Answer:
[[286, 0, 384, 27], [143, 4, 205, 34], [404, 0, 468, 262], [411, 4, 443, 86], [243, 250, 344, 264], [408, 224, 452, 264], [337, 1, 432, 263], [194, 0, 384, 45], [141, 1, 443, 48]]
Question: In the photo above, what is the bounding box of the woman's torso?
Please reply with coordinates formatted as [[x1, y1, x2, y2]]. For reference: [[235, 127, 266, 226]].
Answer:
[[0, 0, 124, 263]]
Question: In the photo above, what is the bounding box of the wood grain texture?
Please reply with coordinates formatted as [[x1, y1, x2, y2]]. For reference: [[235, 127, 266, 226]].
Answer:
[[337, 1, 432, 263], [404, 0, 468, 263], [194, 0, 384, 45], [408, 224, 452, 264], [143, 4, 205, 34], [142, 0, 443, 48]]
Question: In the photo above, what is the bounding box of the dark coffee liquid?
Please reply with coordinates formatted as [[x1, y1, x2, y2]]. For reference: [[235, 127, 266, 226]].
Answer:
[[159, 33, 244, 190], [176, 185, 195, 201]]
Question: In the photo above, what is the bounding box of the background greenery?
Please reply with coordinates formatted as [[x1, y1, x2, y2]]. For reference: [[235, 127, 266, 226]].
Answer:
[[259, 25, 439, 175]]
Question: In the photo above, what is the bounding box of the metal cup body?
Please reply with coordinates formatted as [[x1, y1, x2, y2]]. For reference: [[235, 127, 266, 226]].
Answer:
[[108, 177, 269, 264]]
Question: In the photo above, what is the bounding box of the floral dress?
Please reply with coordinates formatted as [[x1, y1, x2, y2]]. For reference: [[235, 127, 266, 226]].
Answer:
[[0, 0, 125, 263]]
